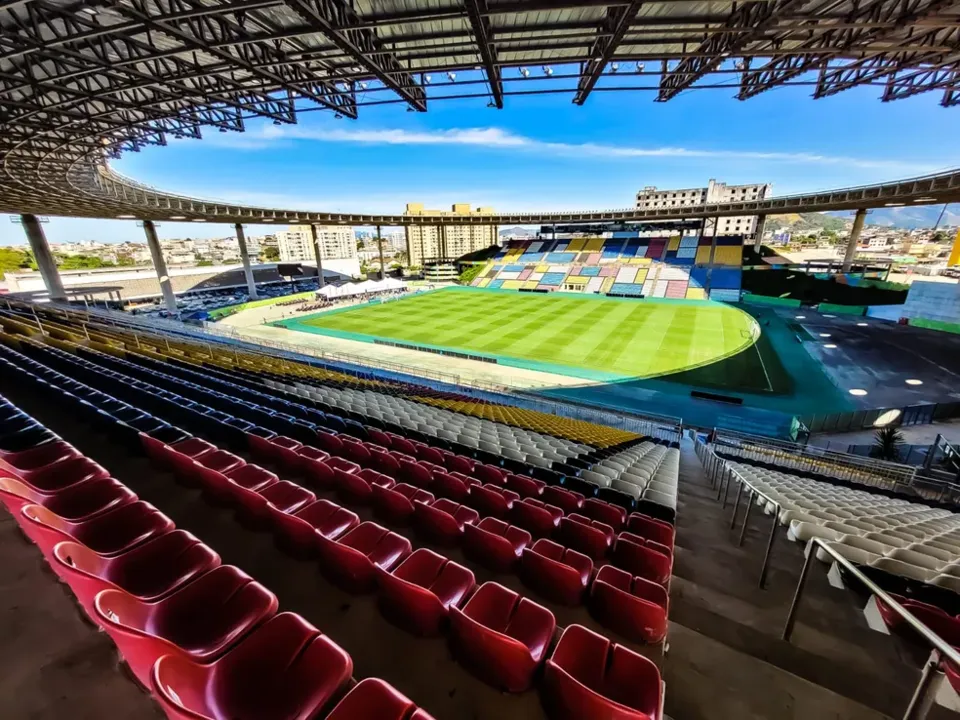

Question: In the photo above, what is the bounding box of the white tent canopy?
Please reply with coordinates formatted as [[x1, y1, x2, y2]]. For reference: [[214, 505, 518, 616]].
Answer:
[[317, 278, 405, 299]]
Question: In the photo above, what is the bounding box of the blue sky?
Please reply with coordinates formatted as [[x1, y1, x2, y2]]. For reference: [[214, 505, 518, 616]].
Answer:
[[2, 77, 958, 246]]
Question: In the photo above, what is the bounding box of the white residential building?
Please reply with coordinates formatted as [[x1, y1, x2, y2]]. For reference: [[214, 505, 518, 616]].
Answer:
[[635, 179, 771, 236], [404, 203, 498, 265], [275, 225, 357, 262]]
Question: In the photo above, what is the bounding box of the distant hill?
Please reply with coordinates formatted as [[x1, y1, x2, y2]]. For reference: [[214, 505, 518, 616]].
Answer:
[[768, 212, 851, 234], [499, 226, 535, 238], [830, 204, 960, 229]]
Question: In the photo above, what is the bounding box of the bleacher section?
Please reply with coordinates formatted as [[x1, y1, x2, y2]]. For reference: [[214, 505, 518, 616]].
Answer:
[[0, 303, 679, 719], [474, 236, 744, 302]]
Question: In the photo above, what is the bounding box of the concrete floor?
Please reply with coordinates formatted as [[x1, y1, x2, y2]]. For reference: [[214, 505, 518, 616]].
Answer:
[[2, 377, 957, 719]]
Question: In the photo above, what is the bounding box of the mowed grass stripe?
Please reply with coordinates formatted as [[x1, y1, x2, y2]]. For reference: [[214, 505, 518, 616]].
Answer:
[[296, 287, 758, 379]]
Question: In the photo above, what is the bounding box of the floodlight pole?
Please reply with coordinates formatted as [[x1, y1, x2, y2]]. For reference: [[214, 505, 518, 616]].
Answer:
[[310, 224, 325, 289]]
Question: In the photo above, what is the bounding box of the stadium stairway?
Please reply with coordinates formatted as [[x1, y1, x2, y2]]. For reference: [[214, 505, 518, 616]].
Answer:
[[0, 336, 934, 718]]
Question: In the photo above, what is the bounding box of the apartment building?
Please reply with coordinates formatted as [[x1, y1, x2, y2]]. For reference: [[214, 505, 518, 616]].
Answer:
[[636, 179, 771, 236], [275, 225, 357, 262], [404, 203, 498, 265]]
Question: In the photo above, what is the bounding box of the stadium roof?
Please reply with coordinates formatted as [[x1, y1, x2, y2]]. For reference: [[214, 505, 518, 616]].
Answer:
[[1, 0, 959, 224]]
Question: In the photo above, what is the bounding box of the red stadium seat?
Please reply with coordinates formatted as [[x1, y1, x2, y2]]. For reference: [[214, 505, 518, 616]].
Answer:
[[505, 473, 545, 499], [315, 430, 343, 455], [442, 451, 475, 476], [236, 480, 315, 530], [467, 483, 519, 519], [196, 449, 245, 475], [0, 439, 80, 473], [202, 464, 277, 506], [449, 582, 556, 692], [474, 463, 505, 486], [335, 466, 394, 505], [876, 595, 960, 644], [542, 485, 584, 515], [340, 437, 372, 467], [431, 471, 480, 502], [5, 455, 109, 494], [95, 565, 278, 687], [0, 475, 134, 522], [151, 612, 353, 720], [21, 500, 173, 560], [583, 498, 627, 532], [589, 565, 668, 644], [326, 678, 436, 720], [413, 444, 445, 467], [398, 457, 434, 488], [520, 538, 593, 606], [318, 521, 411, 593], [366, 429, 392, 448], [387, 434, 418, 457], [270, 436, 306, 473], [612, 532, 672, 586], [462, 517, 532, 573], [542, 623, 663, 720], [945, 657, 960, 697], [558, 514, 615, 560], [52, 531, 219, 620], [171, 437, 216, 461], [376, 548, 475, 636], [626, 513, 675, 549], [370, 447, 401, 478], [371, 482, 435, 524], [510, 497, 563, 538], [297, 447, 335, 489], [273, 499, 360, 559], [413, 497, 479, 546]]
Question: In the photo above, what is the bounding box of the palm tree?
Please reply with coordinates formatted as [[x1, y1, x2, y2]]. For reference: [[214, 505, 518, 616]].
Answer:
[[871, 425, 905, 462]]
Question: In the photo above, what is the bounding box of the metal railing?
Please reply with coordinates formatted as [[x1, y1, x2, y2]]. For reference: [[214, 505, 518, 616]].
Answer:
[[34, 301, 683, 442], [783, 538, 960, 720]]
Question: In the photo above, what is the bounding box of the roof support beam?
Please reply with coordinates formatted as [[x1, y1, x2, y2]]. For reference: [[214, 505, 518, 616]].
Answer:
[[657, 0, 806, 102], [281, 0, 427, 111], [739, 0, 958, 100], [883, 58, 960, 105], [573, 1, 644, 105], [463, 0, 503, 108]]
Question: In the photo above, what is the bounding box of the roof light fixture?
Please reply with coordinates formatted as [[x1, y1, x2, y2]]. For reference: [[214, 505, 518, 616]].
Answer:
[[447, 72, 457, 81], [520, 67, 530, 78]]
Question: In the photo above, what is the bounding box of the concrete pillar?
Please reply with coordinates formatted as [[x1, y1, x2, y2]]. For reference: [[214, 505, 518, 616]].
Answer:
[[376, 225, 385, 280], [404, 226, 412, 267], [235, 223, 258, 299], [310, 223, 325, 289], [842, 208, 867, 272], [753, 214, 767, 253], [440, 225, 447, 260], [143, 220, 177, 313], [20, 214, 66, 301]]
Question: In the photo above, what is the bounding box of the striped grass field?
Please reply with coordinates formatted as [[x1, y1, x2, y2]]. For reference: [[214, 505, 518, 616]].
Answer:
[[291, 287, 760, 380]]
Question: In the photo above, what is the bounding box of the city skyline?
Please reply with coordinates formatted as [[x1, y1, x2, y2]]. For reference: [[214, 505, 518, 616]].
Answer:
[[1, 82, 958, 247]]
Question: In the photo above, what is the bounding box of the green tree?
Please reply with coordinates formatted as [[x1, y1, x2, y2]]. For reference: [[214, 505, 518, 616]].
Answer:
[[261, 246, 280, 261], [870, 426, 905, 462], [458, 264, 484, 285], [0, 247, 31, 279], [57, 254, 114, 270], [196, 259, 214, 267]]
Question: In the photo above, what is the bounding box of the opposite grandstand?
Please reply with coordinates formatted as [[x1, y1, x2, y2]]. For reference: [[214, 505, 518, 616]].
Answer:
[[273, 287, 759, 381]]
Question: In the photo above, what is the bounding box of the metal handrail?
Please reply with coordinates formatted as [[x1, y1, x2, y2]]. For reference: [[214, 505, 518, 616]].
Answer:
[[783, 537, 960, 720]]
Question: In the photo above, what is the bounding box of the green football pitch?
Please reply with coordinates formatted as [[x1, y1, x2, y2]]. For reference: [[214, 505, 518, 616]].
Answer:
[[277, 287, 761, 381]]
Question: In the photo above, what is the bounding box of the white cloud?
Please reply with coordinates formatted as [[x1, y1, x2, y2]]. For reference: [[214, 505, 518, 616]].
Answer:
[[200, 124, 938, 173]]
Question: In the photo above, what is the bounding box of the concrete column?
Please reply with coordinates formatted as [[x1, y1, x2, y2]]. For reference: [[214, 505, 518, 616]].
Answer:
[[753, 214, 767, 253], [376, 225, 385, 280], [440, 225, 447, 260], [143, 220, 177, 313], [404, 226, 412, 267], [310, 223, 325, 289], [20, 214, 66, 301], [842, 208, 867, 272], [235, 223, 258, 299]]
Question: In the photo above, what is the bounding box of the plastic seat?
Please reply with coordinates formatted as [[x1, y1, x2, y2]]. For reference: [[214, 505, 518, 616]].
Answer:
[[589, 565, 668, 644], [558, 514, 615, 560], [542, 486, 584, 515], [196, 449, 245, 475], [612, 532, 672, 586], [376, 548, 476, 636], [0, 475, 135, 522], [335, 467, 394, 505], [521, 538, 593, 606], [398, 458, 434, 488], [95, 565, 278, 687], [474, 464, 505, 486], [413, 498, 480, 546], [463, 516, 532, 573], [505, 473, 545, 499], [151, 612, 353, 720], [21, 500, 174, 559], [371, 482, 435, 524], [542, 623, 662, 720], [0, 439, 80, 474], [626, 513, 675, 549], [273, 499, 360, 559], [449, 582, 556, 692], [297, 447, 335, 489], [326, 678, 436, 720], [52, 531, 220, 619], [466, 483, 519, 519], [239, 480, 316, 530], [5, 455, 110, 494], [203, 464, 277, 505], [431, 470, 480, 502], [582, 498, 626, 532], [510, 497, 563, 538], [170, 437, 216, 461], [318, 521, 412, 593]]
